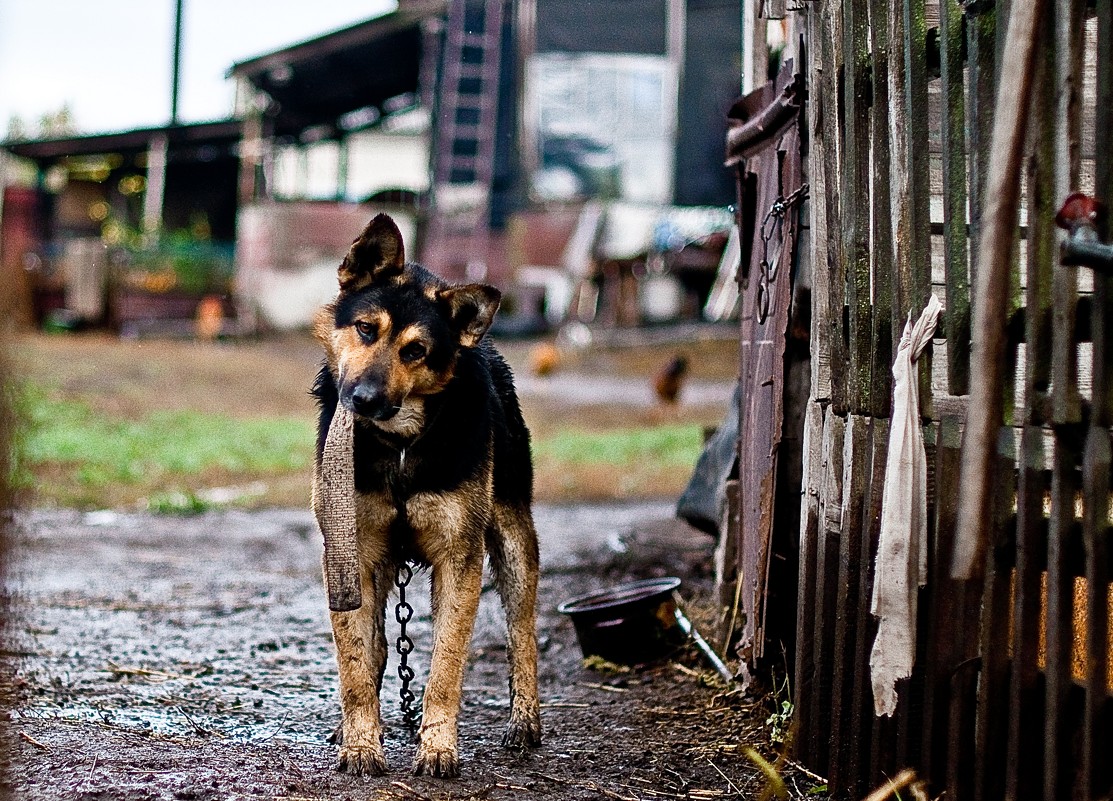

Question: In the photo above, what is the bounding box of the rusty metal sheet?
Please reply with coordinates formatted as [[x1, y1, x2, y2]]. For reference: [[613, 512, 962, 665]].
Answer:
[[727, 61, 804, 677]]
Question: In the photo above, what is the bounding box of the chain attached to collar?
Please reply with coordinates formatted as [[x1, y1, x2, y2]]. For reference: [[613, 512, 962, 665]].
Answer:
[[395, 561, 421, 733]]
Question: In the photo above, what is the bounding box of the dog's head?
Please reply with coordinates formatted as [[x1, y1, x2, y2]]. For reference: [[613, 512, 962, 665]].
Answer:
[[316, 214, 501, 436]]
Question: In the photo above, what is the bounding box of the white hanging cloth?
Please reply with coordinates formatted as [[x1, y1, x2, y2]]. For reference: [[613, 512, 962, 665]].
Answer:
[[869, 294, 943, 717]]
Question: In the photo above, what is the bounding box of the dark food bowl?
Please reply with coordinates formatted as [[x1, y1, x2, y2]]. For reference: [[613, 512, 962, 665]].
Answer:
[[558, 577, 687, 666]]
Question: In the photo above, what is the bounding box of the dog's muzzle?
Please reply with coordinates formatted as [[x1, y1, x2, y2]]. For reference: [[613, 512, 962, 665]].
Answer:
[[347, 383, 398, 421]]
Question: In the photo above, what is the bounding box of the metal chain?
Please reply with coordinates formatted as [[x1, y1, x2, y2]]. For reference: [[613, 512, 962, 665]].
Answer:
[[395, 562, 421, 733], [756, 182, 810, 323]]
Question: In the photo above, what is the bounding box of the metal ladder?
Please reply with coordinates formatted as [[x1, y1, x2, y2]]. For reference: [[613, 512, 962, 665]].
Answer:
[[432, 0, 504, 228]]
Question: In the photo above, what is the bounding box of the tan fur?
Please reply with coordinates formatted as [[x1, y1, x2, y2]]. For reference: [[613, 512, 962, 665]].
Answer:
[[318, 213, 540, 780]]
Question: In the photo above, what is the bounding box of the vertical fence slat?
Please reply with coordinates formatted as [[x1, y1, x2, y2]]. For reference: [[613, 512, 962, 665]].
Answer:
[[868, 0, 893, 419], [820, 0, 848, 417], [807, 4, 832, 405], [1007, 425, 1047, 797], [850, 417, 887, 793], [965, 1, 997, 292], [920, 416, 962, 788], [841, 0, 872, 416], [1086, 4, 1113, 796], [938, 0, 970, 396], [828, 414, 868, 795], [1051, 0, 1084, 425], [973, 435, 1017, 801], [809, 409, 845, 773], [902, 0, 933, 416], [1044, 429, 1083, 801], [1080, 428, 1111, 798], [794, 400, 823, 766]]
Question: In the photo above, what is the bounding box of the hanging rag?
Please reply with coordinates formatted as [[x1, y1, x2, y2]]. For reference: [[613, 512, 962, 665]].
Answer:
[[869, 294, 942, 717], [315, 404, 363, 612]]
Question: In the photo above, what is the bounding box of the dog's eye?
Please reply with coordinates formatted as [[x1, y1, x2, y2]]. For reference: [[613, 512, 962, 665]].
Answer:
[[354, 321, 377, 341], [399, 342, 427, 363]]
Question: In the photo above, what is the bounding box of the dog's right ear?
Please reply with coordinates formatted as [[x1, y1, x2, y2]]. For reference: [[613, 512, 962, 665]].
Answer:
[[338, 214, 405, 291]]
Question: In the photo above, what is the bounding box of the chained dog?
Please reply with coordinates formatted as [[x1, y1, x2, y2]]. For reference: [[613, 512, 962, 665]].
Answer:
[[311, 214, 542, 778]]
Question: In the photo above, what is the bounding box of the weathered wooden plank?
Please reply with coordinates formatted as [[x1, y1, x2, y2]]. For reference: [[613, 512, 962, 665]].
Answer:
[[938, 0, 969, 395], [965, 1, 997, 292], [820, 0, 848, 417], [920, 416, 962, 791], [807, 5, 832, 404], [903, 0, 933, 417], [849, 416, 887, 795], [868, 0, 893, 418], [1043, 428, 1083, 801], [1005, 424, 1047, 799], [1051, 0, 1085, 425], [809, 409, 845, 773], [841, 0, 872, 415], [973, 434, 1016, 801], [1080, 428, 1111, 798], [953, 0, 1048, 580], [886, 0, 913, 342], [828, 414, 868, 795], [1087, 6, 1113, 793], [793, 401, 823, 766]]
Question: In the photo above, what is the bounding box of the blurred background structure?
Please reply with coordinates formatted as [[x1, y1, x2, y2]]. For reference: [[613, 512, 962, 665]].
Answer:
[[0, 0, 754, 337]]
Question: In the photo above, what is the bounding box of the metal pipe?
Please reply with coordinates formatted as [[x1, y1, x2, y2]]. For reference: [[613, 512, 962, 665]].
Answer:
[[672, 594, 734, 683]]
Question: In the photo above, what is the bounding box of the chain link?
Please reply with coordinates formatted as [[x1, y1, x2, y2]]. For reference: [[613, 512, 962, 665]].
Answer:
[[756, 182, 809, 323], [395, 562, 421, 733]]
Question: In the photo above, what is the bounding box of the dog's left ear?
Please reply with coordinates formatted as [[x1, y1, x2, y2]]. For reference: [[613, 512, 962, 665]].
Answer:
[[439, 284, 501, 348], [338, 214, 405, 291]]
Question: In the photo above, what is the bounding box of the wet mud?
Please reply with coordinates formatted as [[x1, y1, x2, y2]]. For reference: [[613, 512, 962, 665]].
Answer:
[[2, 504, 819, 800]]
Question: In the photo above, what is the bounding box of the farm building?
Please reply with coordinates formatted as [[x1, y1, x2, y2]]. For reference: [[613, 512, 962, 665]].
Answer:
[[0, 0, 744, 333]]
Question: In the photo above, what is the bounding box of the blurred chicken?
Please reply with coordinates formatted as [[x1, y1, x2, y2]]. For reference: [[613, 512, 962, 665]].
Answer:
[[529, 342, 562, 376], [653, 355, 689, 405]]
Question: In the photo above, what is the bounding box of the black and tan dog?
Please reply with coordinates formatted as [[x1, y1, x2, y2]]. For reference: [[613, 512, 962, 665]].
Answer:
[[311, 214, 541, 778]]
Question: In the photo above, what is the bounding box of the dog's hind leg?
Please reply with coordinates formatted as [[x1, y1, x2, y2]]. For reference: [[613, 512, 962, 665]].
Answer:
[[328, 561, 392, 776], [488, 502, 542, 749], [414, 549, 484, 778]]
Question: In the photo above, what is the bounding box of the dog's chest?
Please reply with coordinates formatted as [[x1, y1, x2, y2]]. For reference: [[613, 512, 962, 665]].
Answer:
[[353, 486, 478, 566]]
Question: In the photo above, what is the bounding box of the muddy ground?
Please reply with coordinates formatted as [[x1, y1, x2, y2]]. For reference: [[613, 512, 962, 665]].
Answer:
[[1, 501, 823, 800]]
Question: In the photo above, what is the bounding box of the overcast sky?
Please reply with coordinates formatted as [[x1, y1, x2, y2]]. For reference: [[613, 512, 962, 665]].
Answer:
[[0, 0, 395, 136]]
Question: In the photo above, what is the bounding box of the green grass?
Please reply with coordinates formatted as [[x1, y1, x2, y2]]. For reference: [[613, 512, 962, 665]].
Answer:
[[13, 382, 314, 506], [12, 381, 704, 508], [532, 425, 704, 467]]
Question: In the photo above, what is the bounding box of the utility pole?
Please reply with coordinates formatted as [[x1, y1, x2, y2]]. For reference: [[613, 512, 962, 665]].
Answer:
[[171, 0, 184, 125], [145, 0, 184, 237]]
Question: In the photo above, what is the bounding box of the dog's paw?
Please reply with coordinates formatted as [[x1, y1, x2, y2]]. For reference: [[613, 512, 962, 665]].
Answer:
[[413, 746, 460, 778], [502, 715, 542, 749], [338, 744, 388, 776]]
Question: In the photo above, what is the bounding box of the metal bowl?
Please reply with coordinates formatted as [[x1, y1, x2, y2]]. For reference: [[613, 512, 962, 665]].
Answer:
[[557, 577, 687, 665]]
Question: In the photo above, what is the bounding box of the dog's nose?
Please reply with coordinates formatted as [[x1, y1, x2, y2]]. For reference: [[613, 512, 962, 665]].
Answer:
[[350, 384, 386, 417]]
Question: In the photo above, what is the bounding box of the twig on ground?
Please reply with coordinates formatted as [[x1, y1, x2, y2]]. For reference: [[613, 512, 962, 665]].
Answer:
[[528, 770, 641, 801], [17, 731, 49, 750], [105, 661, 182, 682], [581, 681, 630, 693], [707, 757, 741, 794], [782, 757, 827, 785]]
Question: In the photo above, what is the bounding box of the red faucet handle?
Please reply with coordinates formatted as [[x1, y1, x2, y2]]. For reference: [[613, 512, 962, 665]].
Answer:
[[1055, 191, 1107, 231]]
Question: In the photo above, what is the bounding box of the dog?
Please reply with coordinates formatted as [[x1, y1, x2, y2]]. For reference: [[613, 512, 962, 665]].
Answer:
[[311, 214, 542, 778]]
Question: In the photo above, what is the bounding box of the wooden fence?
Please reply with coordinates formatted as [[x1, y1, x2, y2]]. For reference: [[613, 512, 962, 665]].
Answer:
[[771, 0, 1113, 798]]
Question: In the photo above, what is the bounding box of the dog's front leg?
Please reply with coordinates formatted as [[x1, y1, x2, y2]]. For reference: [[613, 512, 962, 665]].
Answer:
[[329, 564, 391, 775], [413, 552, 484, 778]]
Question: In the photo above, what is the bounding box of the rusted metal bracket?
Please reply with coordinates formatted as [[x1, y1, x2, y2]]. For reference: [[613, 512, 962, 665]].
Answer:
[[1055, 192, 1113, 272]]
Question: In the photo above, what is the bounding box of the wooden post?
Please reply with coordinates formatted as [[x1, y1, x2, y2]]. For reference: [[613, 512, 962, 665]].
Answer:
[[952, 0, 1047, 580], [143, 132, 169, 237]]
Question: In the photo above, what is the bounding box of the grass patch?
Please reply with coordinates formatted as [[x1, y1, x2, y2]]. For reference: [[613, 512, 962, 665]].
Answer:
[[532, 425, 704, 467], [14, 382, 314, 508], [13, 380, 704, 508]]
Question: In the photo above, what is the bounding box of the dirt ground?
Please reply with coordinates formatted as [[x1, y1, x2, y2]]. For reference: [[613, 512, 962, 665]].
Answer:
[[1, 501, 823, 800]]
